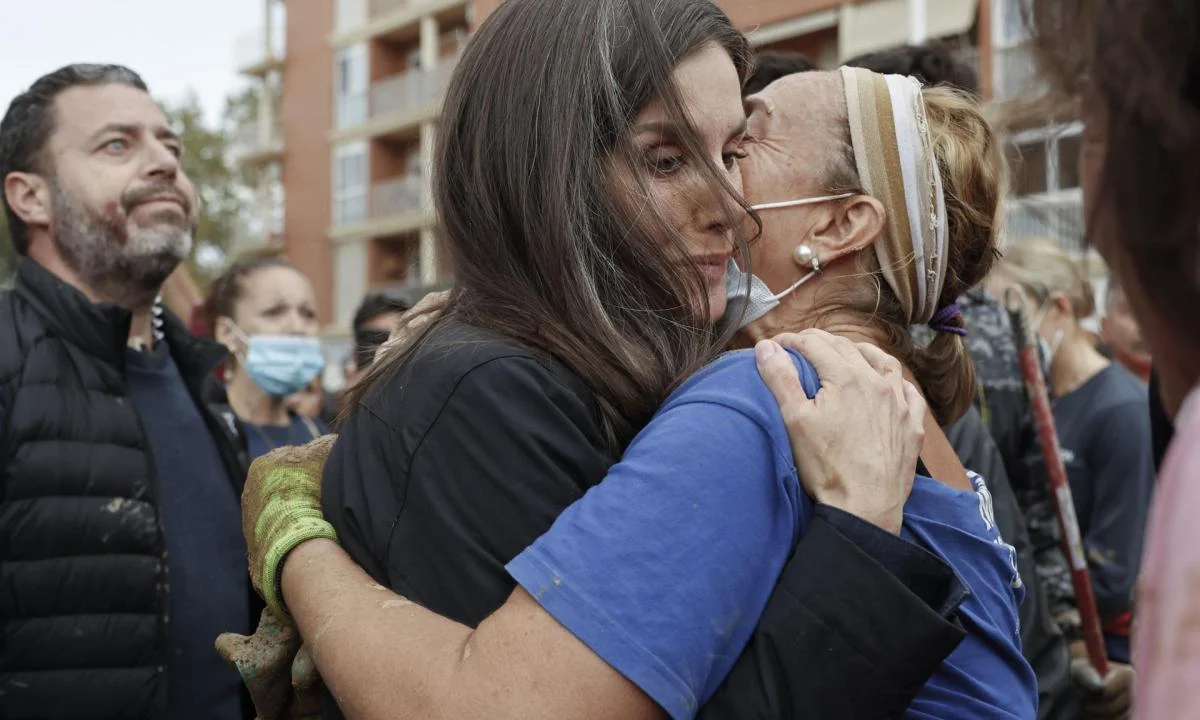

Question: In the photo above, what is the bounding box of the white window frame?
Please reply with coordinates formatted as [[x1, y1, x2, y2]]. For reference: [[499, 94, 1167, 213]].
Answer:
[[333, 141, 369, 226]]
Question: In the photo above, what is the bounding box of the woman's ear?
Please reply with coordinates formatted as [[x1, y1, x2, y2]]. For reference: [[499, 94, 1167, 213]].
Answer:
[[1049, 291, 1076, 322], [213, 317, 240, 355], [809, 194, 885, 261]]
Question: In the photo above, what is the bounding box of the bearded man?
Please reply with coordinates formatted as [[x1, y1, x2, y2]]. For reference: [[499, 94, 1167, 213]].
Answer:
[[0, 64, 255, 720]]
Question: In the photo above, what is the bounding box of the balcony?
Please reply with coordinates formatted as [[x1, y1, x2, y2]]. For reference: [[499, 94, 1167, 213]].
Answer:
[[371, 172, 425, 219], [236, 28, 285, 77], [331, 0, 469, 48], [1004, 188, 1085, 249], [234, 120, 285, 166], [331, 57, 458, 142], [330, 171, 435, 242]]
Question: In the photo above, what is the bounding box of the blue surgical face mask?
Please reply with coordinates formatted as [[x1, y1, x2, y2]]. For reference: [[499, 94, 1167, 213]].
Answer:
[[721, 193, 854, 330], [228, 322, 325, 397]]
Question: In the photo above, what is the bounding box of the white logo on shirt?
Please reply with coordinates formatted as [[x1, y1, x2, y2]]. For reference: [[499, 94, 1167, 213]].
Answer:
[[970, 472, 1023, 590]]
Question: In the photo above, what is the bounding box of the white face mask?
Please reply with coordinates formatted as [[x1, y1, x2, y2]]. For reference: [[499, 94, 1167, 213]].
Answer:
[[1031, 303, 1065, 368], [721, 193, 854, 330]]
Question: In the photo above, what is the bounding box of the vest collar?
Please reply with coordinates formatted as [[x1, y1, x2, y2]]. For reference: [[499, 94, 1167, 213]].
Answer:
[[14, 257, 228, 381]]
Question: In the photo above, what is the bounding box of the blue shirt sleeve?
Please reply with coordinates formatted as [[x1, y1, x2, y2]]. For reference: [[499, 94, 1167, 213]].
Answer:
[[506, 388, 804, 720]]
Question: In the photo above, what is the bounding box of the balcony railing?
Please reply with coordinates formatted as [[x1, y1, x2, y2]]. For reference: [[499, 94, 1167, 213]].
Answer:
[[235, 28, 286, 73], [234, 120, 284, 160], [369, 0, 416, 19], [370, 172, 425, 219], [369, 57, 459, 121], [1004, 189, 1084, 249]]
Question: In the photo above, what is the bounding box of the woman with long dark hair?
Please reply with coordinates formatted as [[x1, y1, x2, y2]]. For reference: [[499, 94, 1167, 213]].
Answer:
[[231, 1, 1019, 717]]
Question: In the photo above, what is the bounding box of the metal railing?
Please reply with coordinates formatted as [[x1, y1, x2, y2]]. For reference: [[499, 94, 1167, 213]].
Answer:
[[235, 28, 285, 71], [234, 120, 284, 157], [370, 172, 425, 219], [369, 0, 416, 19], [369, 56, 459, 120], [1003, 189, 1085, 249]]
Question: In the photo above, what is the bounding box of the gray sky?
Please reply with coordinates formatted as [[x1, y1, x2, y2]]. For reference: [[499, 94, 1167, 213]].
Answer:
[[1, 0, 264, 126]]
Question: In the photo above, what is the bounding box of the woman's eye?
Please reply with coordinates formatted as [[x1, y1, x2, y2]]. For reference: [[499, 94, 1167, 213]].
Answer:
[[649, 155, 685, 176], [722, 148, 748, 169]]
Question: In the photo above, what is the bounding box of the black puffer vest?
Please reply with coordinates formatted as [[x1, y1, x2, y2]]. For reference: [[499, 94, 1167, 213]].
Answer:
[[0, 259, 250, 719]]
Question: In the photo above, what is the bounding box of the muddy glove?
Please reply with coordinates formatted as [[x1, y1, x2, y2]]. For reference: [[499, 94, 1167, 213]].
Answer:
[[216, 609, 323, 720], [242, 434, 339, 619]]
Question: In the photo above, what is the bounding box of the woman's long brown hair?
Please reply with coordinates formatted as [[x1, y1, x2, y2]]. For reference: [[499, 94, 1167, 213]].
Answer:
[[344, 0, 755, 453]]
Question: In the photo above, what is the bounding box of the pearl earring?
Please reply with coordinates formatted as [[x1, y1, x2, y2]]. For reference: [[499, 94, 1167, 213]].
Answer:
[[793, 244, 821, 273]]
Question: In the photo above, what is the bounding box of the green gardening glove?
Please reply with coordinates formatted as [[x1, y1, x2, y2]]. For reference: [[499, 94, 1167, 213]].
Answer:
[[242, 434, 340, 619]]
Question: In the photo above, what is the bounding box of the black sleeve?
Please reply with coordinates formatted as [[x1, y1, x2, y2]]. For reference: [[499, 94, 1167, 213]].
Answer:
[[699, 508, 968, 719], [324, 353, 612, 626]]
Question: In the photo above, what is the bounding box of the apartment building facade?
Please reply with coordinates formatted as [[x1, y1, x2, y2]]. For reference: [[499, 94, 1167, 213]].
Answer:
[[239, 0, 1082, 338]]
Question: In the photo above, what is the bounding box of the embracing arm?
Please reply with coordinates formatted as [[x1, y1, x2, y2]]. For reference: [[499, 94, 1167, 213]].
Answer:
[[282, 540, 660, 720]]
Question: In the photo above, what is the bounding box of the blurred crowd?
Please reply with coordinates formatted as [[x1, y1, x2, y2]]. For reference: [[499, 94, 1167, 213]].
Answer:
[[0, 0, 1195, 719]]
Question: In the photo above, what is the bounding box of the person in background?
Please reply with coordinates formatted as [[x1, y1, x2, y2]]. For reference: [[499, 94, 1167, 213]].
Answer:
[[995, 238, 1155, 668], [741, 50, 816, 94], [1028, 1, 1200, 715], [838, 42, 1092, 719], [1100, 276, 1151, 383], [346, 291, 411, 387], [0, 64, 254, 719], [204, 254, 328, 460]]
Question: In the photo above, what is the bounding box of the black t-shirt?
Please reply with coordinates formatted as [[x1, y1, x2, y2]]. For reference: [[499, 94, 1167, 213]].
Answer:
[[323, 320, 613, 626], [1026, 363, 1155, 663]]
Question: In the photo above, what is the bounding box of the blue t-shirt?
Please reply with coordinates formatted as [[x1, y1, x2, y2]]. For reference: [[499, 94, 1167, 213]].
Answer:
[[507, 349, 1036, 720], [244, 412, 328, 461]]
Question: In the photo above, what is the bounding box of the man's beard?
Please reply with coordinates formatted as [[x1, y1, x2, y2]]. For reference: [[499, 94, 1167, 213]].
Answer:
[[51, 179, 195, 309]]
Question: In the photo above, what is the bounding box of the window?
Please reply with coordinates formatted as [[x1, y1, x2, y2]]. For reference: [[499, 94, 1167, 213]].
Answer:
[[335, 44, 368, 128], [1006, 124, 1083, 198], [333, 142, 368, 226], [992, 0, 1032, 47]]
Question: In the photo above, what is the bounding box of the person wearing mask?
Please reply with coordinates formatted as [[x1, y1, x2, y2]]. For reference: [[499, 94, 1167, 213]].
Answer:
[[229, 2, 1035, 714], [204, 255, 328, 460], [994, 238, 1155, 668], [0, 64, 254, 719], [840, 43, 1086, 719], [1100, 277, 1151, 383], [1027, 1, 1200, 715]]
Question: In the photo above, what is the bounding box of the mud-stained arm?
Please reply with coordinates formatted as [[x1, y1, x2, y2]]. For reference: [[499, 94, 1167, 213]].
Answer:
[[282, 539, 662, 720]]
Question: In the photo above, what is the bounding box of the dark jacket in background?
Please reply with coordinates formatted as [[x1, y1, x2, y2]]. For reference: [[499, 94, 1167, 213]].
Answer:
[[960, 288, 1077, 618], [0, 259, 254, 719]]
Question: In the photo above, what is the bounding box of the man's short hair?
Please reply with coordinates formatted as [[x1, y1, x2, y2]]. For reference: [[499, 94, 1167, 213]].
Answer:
[[844, 43, 979, 95], [744, 51, 818, 96], [0, 64, 148, 255], [353, 291, 412, 334]]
